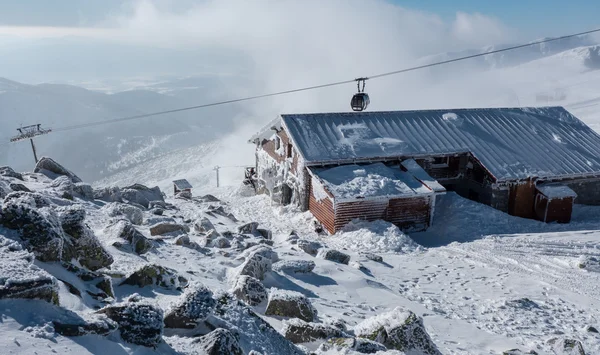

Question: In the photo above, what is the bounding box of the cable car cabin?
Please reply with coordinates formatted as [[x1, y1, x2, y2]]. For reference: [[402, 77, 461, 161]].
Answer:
[[351, 93, 370, 112]]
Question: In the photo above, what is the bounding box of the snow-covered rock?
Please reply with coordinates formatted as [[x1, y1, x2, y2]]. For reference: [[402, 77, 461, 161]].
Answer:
[[121, 183, 164, 208], [73, 182, 94, 200], [0, 179, 11, 198], [231, 275, 267, 306], [0, 166, 23, 180], [103, 202, 143, 225], [273, 260, 316, 274], [317, 248, 351, 265], [53, 315, 118, 337], [210, 236, 231, 248], [175, 190, 192, 200], [105, 219, 153, 255], [93, 186, 122, 203], [50, 175, 75, 199], [577, 255, 600, 272], [265, 288, 317, 322], [354, 307, 441, 354], [282, 318, 346, 343], [164, 283, 216, 329], [548, 338, 586, 355], [194, 217, 216, 233], [96, 297, 164, 348], [361, 252, 383, 263], [325, 337, 388, 353], [192, 328, 243, 355], [34, 157, 82, 183], [238, 244, 279, 263], [149, 222, 189, 236], [235, 251, 272, 281], [120, 264, 188, 290], [9, 182, 31, 192], [0, 235, 58, 304], [297, 239, 322, 256], [238, 221, 259, 234]]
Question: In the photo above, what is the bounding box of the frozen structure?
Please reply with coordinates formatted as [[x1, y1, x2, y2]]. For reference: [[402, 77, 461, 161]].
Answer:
[[249, 107, 600, 233]]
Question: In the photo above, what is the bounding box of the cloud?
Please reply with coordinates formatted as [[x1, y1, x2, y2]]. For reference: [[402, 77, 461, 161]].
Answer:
[[451, 12, 514, 47]]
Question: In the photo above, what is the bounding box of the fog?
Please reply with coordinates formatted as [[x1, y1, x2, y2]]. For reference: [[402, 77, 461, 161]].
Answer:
[[0, 0, 597, 186]]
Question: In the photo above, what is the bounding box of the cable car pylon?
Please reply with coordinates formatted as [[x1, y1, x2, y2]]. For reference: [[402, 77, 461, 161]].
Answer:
[[9, 124, 52, 164]]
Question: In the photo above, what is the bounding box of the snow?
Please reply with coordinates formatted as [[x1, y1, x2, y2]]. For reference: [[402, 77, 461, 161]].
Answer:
[[442, 112, 458, 121], [312, 162, 432, 201], [537, 183, 577, 199], [328, 219, 422, 254], [311, 176, 331, 202]]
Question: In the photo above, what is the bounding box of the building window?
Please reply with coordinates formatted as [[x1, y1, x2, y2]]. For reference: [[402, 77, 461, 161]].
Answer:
[[275, 136, 281, 150], [287, 144, 293, 158], [431, 156, 449, 168]]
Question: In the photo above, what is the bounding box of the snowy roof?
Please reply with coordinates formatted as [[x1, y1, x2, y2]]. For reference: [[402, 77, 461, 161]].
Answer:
[[248, 116, 283, 144], [400, 159, 446, 193], [173, 179, 193, 190], [280, 107, 600, 182], [311, 162, 433, 201], [536, 184, 577, 199]]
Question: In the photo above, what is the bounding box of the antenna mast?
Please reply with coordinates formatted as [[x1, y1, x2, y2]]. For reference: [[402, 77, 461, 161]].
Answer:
[[10, 124, 52, 164]]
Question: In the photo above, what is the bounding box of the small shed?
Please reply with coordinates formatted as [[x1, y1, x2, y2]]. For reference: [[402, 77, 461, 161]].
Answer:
[[173, 179, 193, 196], [308, 162, 444, 234], [534, 184, 577, 223]]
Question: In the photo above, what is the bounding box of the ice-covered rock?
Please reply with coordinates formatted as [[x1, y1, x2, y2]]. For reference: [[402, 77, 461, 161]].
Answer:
[[265, 288, 317, 322], [326, 337, 388, 353], [235, 251, 272, 281], [238, 244, 279, 263], [256, 228, 272, 239], [0, 166, 23, 180], [120, 264, 188, 290], [164, 283, 216, 329], [577, 255, 600, 272], [73, 182, 94, 200], [53, 315, 118, 337], [175, 190, 192, 200], [361, 252, 383, 263], [192, 328, 243, 355], [238, 222, 259, 234], [34, 157, 82, 183], [9, 183, 31, 192], [96, 297, 164, 347], [211, 236, 231, 248], [105, 220, 153, 255], [354, 307, 441, 354], [194, 217, 216, 233], [0, 235, 58, 304], [548, 338, 586, 355], [231, 275, 267, 306], [297, 239, 322, 256], [121, 183, 164, 208], [93, 186, 122, 203], [103, 202, 143, 225], [0, 179, 10, 198], [199, 194, 221, 203], [282, 318, 346, 343], [50, 175, 75, 199], [318, 248, 350, 265], [273, 260, 316, 274], [149, 222, 189, 236]]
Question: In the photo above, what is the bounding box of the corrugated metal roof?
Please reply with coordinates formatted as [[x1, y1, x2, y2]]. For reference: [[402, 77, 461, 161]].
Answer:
[[281, 107, 600, 182], [173, 179, 193, 190]]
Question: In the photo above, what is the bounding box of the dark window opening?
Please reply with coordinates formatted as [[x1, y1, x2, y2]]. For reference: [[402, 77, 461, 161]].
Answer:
[[431, 156, 449, 167], [275, 136, 281, 150], [287, 143, 293, 158], [468, 189, 480, 201]]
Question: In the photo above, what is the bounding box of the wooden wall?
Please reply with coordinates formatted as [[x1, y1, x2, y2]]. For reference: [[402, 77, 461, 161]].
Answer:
[[308, 188, 336, 234]]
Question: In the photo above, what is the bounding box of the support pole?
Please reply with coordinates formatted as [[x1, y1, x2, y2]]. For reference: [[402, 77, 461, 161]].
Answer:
[[30, 138, 38, 164], [214, 166, 220, 187]]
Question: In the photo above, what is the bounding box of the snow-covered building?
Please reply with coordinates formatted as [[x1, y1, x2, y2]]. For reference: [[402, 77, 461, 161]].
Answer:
[[249, 107, 600, 233], [173, 179, 193, 196]]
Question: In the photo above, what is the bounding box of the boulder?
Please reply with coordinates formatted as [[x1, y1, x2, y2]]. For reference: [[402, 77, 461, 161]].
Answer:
[[34, 157, 82, 183], [577, 255, 600, 272], [297, 239, 322, 256], [210, 236, 231, 248], [238, 222, 259, 234], [93, 186, 122, 203], [502, 350, 539, 355], [236, 252, 272, 281], [0, 166, 23, 180], [273, 260, 316, 274], [199, 194, 221, 203], [0, 180, 10, 199], [586, 325, 599, 333], [50, 175, 75, 199], [327, 337, 387, 354], [73, 183, 94, 200], [53, 315, 118, 337], [193, 328, 243, 355], [96, 297, 163, 347], [150, 222, 189, 236], [194, 217, 216, 233], [548, 338, 586, 355], [256, 228, 272, 240], [231, 275, 267, 306], [361, 252, 383, 263], [265, 288, 317, 322], [164, 283, 216, 329], [120, 264, 188, 290], [0, 235, 59, 304], [121, 184, 164, 208], [103, 202, 143, 225], [282, 318, 346, 343], [354, 307, 441, 355], [9, 183, 31, 192], [150, 208, 164, 216], [238, 245, 279, 263], [318, 249, 350, 265], [105, 220, 153, 255]]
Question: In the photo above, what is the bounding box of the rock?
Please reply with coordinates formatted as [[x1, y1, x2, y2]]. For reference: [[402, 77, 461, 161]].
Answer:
[[231, 275, 267, 306], [149, 200, 168, 209], [238, 245, 279, 263], [282, 318, 346, 343], [0, 166, 23, 180], [0, 180, 10, 199], [577, 255, 600, 272], [50, 175, 75, 198], [193, 328, 243, 355], [9, 183, 31, 192], [96, 277, 115, 299], [297, 239, 322, 256], [199, 194, 220, 203], [286, 234, 300, 244], [238, 222, 259, 234], [175, 235, 190, 246], [327, 337, 387, 354], [236, 252, 272, 281], [175, 190, 192, 200], [259, 239, 274, 246], [93, 186, 122, 203], [105, 220, 153, 255], [587, 325, 599, 333], [58, 206, 114, 271], [211, 236, 231, 248], [53, 316, 118, 337], [103, 202, 143, 225], [151, 208, 164, 216], [273, 260, 316, 274], [206, 293, 304, 355], [265, 288, 317, 322], [150, 222, 189, 236], [548, 338, 586, 355], [318, 249, 350, 265], [194, 217, 216, 233], [34, 157, 82, 183], [1, 192, 68, 262], [0, 235, 59, 305], [121, 183, 164, 208], [502, 350, 539, 355], [164, 283, 216, 329], [73, 183, 94, 200], [96, 298, 163, 347], [257, 228, 272, 239], [355, 307, 441, 355], [120, 264, 188, 290], [361, 252, 383, 263]]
